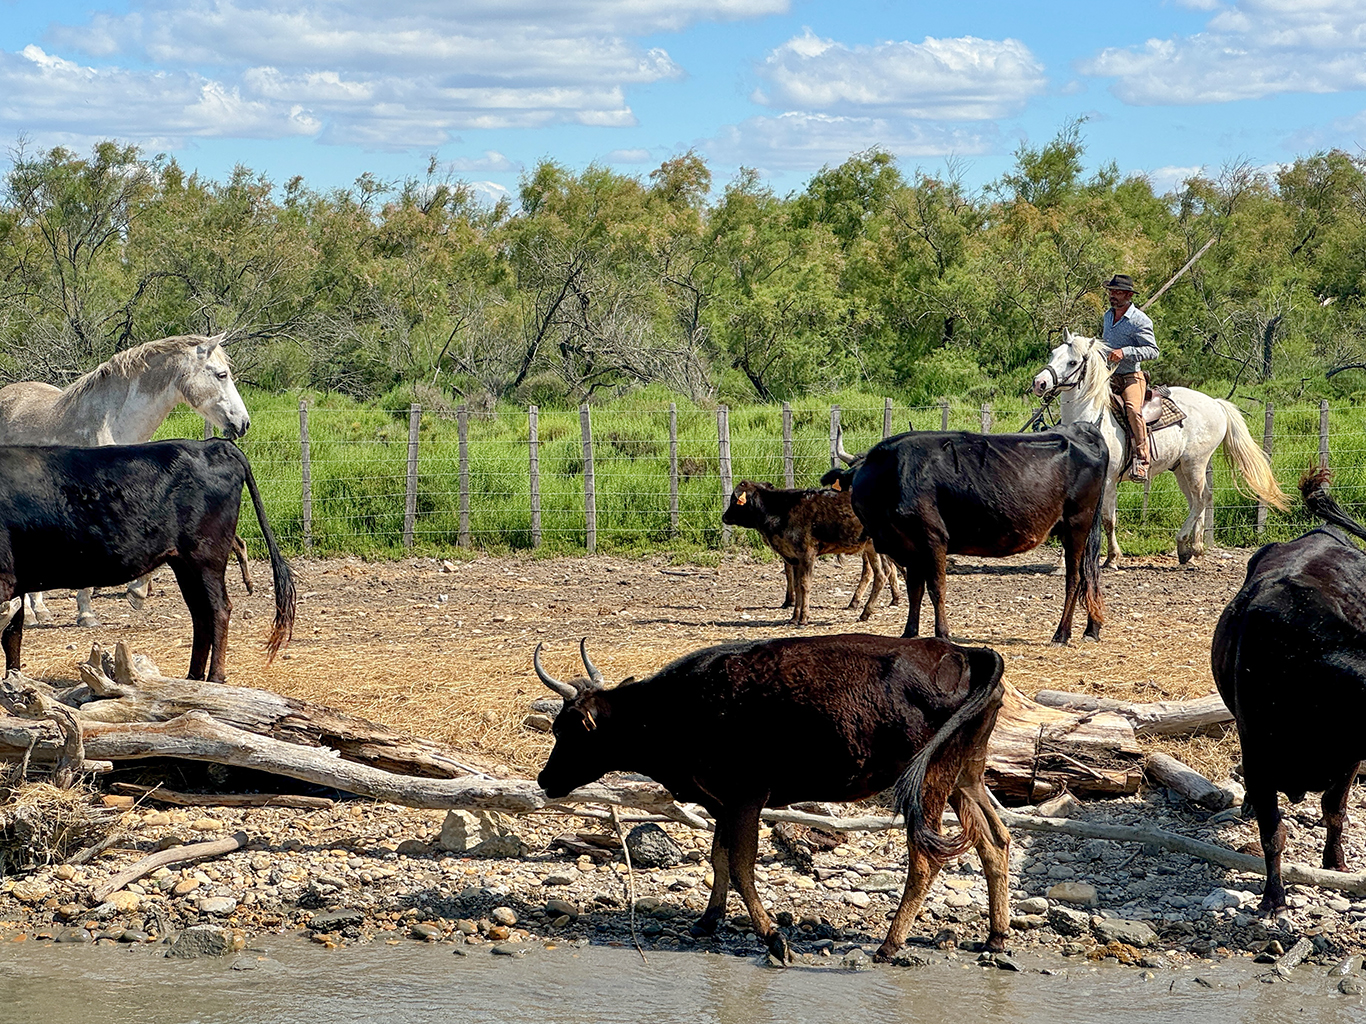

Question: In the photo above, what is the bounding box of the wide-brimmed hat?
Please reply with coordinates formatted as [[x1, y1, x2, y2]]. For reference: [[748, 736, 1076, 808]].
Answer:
[[1104, 274, 1136, 293]]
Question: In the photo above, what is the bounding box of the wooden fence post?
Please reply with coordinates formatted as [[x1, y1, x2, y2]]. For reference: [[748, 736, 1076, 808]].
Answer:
[[718, 406, 732, 545], [940, 400, 950, 431], [457, 404, 470, 549], [668, 403, 679, 538], [829, 406, 841, 470], [580, 405, 596, 554], [1256, 402, 1274, 536], [403, 403, 421, 550], [980, 403, 992, 434], [298, 399, 312, 553], [1320, 399, 1330, 470], [782, 402, 794, 488], [528, 405, 541, 549], [883, 398, 893, 439], [203, 419, 213, 441]]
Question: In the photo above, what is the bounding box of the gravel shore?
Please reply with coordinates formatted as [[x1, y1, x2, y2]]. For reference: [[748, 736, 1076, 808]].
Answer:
[[4, 785, 1366, 977]]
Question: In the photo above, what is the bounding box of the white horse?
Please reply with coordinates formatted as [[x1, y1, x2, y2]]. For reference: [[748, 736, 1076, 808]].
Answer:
[[1032, 330, 1287, 566], [0, 333, 250, 626]]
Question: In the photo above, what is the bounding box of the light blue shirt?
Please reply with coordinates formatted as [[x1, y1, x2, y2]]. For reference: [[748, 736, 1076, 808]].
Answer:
[[1102, 304, 1159, 375]]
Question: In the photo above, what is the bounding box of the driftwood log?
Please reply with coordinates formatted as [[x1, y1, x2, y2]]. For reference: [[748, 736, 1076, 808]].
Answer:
[[1033, 689, 1232, 737]]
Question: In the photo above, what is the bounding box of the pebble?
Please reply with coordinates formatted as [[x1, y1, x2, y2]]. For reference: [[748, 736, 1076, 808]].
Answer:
[[198, 897, 238, 916], [1047, 882, 1098, 907], [411, 923, 444, 941], [492, 907, 518, 927]]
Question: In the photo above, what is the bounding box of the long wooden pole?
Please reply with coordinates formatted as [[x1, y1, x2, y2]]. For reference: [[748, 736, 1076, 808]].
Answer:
[[1141, 236, 1216, 311]]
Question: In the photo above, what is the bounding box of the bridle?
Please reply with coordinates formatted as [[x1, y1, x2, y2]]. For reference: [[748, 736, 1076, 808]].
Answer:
[[1034, 351, 1088, 402]]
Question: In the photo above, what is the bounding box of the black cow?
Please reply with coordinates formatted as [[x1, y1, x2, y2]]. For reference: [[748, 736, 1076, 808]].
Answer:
[[836, 425, 1109, 644], [535, 634, 1011, 961], [0, 439, 295, 682], [1211, 469, 1366, 911], [722, 480, 899, 625]]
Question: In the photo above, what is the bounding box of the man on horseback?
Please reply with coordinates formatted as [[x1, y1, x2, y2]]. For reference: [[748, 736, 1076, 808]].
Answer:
[[1102, 274, 1159, 481]]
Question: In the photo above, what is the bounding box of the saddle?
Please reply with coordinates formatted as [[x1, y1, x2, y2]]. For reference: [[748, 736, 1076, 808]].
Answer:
[[1109, 385, 1185, 481], [1109, 385, 1186, 432]]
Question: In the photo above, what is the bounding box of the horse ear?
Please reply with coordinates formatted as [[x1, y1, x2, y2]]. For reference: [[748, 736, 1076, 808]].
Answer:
[[196, 332, 228, 356]]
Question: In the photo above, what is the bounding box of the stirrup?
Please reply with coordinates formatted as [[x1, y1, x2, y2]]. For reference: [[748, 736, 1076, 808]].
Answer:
[[1128, 459, 1150, 482]]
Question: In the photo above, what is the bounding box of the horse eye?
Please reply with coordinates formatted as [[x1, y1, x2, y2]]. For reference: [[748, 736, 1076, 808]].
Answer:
[[1067, 360, 1076, 367], [216, 371, 229, 380]]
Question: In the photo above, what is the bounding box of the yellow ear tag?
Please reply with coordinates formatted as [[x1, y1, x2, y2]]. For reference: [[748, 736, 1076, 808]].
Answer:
[[583, 710, 598, 731], [736, 492, 747, 505]]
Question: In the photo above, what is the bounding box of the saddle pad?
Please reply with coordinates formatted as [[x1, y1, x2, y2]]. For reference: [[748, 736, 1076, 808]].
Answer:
[[1151, 396, 1186, 432], [1110, 392, 1187, 432]]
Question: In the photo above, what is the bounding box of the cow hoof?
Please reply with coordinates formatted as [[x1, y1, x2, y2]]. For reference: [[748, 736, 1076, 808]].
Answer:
[[984, 932, 1008, 953], [77, 613, 101, 628], [765, 932, 793, 964], [1050, 634, 1069, 646], [127, 594, 146, 611], [690, 916, 720, 938]]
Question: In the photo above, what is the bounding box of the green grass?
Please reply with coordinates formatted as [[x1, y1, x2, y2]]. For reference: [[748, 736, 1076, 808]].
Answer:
[[151, 389, 1366, 561]]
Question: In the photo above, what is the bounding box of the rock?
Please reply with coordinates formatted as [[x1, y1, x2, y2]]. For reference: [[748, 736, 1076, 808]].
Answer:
[[189, 817, 223, 832], [53, 865, 76, 881], [119, 929, 151, 943], [1339, 977, 1365, 996], [1091, 918, 1157, 948], [173, 878, 201, 896], [10, 881, 50, 904], [522, 714, 553, 732], [197, 897, 238, 916], [861, 871, 902, 894], [54, 927, 91, 943], [1048, 906, 1091, 937], [469, 834, 529, 859], [625, 824, 682, 869], [844, 891, 871, 909], [491, 907, 518, 927], [890, 951, 930, 968], [1017, 897, 1049, 915], [395, 839, 431, 857], [438, 810, 496, 853], [1010, 914, 1048, 930], [1079, 840, 1108, 862], [101, 795, 136, 809], [944, 892, 974, 909], [411, 923, 444, 941], [841, 948, 871, 970], [106, 891, 142, 913], [1036, 792, 1083, 818], [1200, 888, 1252, 911], [167, 925, 245, 958], [544, 899, 579, 920], [491, 943, 527, 957], [542, 874, 576, 887], [455, 919, 478, 935], [309, 909, 364, 933], [1047, 882, 1098, 907]]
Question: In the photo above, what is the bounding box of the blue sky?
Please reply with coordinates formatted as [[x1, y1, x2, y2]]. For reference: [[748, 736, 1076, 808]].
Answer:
[[2, 0, 1365, 204]]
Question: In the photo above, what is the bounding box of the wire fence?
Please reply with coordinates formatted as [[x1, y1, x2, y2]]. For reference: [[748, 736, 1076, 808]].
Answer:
[[153, 396, 1366, 559]]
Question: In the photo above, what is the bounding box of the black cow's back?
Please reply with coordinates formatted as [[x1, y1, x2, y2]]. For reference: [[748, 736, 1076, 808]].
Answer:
[[0, 439, 247, 591]]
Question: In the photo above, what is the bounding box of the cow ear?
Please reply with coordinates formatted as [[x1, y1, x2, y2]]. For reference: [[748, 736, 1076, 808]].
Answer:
[[617, 676, 637, 687]]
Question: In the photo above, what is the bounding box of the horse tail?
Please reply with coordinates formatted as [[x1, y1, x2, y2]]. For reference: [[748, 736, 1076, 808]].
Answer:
[[1301, 468, 1366, 542], [231, 445, 297, 661], [1215, 398, 1289, 511], [894, 647, 1005, 862]]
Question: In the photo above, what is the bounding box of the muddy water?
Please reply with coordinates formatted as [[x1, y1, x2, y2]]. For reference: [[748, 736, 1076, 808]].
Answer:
[[2, 941, 1361, 1024]]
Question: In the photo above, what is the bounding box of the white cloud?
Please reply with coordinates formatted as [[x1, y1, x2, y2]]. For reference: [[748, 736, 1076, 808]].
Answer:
[[1139, 164, 1207, 193], [1081, 1, 1366, 104], [606, 148, 654, 163], [470, 180, 512, 207], [0, 46, 319, 144], [446, 151, 517, 173], [754, 30, 1047, 120], [4, 0, 787, 148], [704, 112, 996, 171]]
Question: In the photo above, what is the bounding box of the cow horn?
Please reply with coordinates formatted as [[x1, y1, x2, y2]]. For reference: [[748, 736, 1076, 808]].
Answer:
[[579, 638, 606, 688], [534, 643, 579, 700], [835, 425, 858, 466]]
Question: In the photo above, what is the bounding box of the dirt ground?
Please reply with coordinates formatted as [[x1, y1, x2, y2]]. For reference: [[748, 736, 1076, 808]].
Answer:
[[15, 543, 1250, 782]]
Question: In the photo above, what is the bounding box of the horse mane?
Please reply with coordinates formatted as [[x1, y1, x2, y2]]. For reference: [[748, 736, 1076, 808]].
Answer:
[[63, 335, 219, 399], [1071, 332, 1115, 413]]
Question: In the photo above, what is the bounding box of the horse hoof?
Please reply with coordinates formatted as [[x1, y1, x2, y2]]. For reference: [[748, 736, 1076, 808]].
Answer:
[[77, 614, 101, 628], [127, 595, 146, 611]]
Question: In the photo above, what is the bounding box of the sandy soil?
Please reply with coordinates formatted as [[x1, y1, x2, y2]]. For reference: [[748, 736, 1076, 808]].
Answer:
[[15, 543, 1249, 780]]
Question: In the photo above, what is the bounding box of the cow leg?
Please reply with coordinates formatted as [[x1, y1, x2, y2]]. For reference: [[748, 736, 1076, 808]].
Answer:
[[924, 545, 952, 639], [951, 777, 1012, 953], [1, 601, 22, 676], [1321, 764, 1359, 872], [849, 551, 875, 612], [792, 553, 816, 627], [877, 788, 951, 959], [883, 555, 901, 606], [75, 587, 100, 628], [1248, 781, 1288, 911], [726, 801, 791, 962], [1053, 514, 1087, 644], [902, 568, 925, 637], [780, 561, 795, 609], [173, 563, 231, 682], [692, 826, 732, 937]]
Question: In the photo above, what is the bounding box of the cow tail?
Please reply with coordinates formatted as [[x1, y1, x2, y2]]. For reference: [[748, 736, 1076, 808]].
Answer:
[[1302, 468, 1366, 542], [893, 648, 1005, 861], [1080, 473, 1106, 625], [236, 447, 297, 661]]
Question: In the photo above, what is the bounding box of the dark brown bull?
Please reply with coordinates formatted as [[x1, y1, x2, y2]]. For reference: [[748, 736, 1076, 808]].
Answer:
[[722, 480, 900, 625], [535, 634, 1011, 961], [1212, 469, 1366, 911]]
